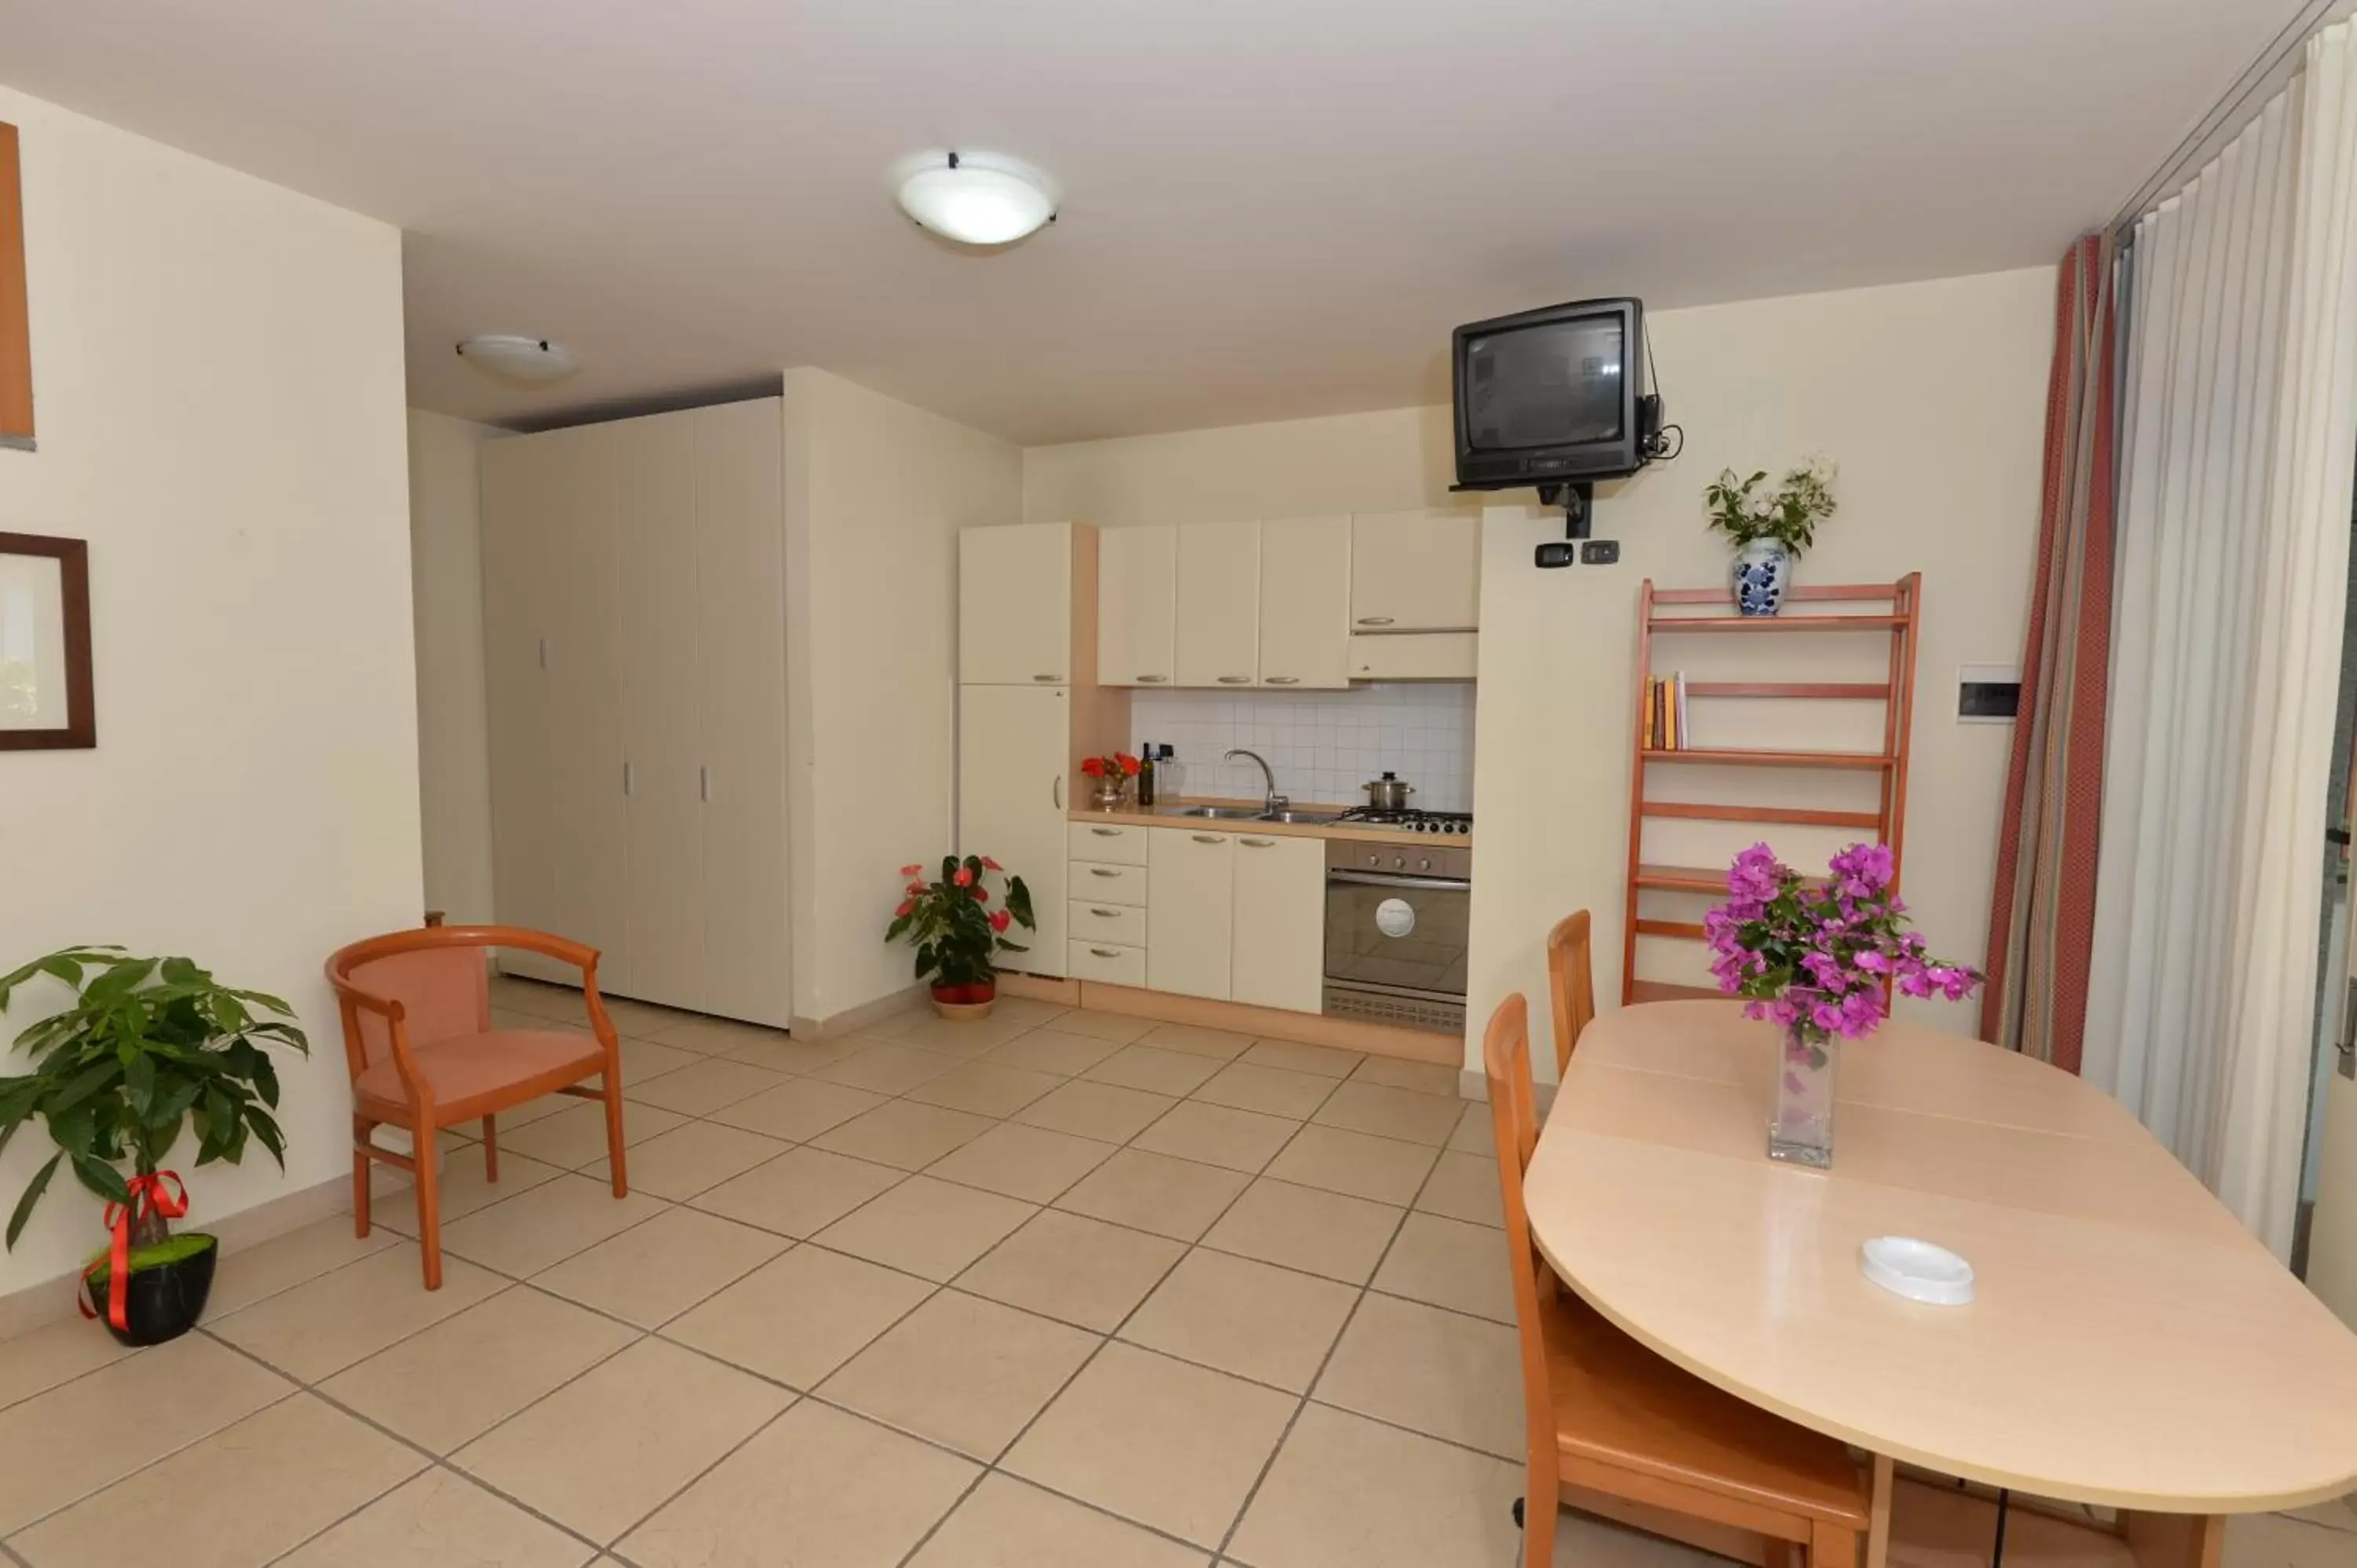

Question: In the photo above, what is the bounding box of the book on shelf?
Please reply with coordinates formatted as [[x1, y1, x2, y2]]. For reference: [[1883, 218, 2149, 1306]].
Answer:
[[1645, 673, 1692, 751]]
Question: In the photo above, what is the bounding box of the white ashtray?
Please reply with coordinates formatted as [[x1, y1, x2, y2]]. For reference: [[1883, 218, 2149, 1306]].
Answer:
[[1860, 1236, 1974, 1306]]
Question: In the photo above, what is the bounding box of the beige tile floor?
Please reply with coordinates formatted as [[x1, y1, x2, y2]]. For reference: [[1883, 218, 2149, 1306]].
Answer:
[[1, 976, 2352, 1568]]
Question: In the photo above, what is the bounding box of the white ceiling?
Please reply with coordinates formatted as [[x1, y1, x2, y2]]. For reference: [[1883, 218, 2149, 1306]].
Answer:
[[0, 0, 2300, 444]]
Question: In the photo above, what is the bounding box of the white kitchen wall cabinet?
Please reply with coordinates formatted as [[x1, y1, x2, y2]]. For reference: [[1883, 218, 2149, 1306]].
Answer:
[[961, 522, 1073, 686], [1097, 525, 1177, 687], [1174, 520, 1260, 689], [1147, 827, 1235, 999], [1256, 515, 1352, 689], [959, 682, 1072, 969], [478, 399, 792, 1025], [1229, 833, 1325, 1011], [1350, 510, 1481, 632]]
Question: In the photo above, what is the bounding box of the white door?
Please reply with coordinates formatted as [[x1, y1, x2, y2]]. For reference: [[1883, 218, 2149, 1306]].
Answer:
[[614, 411, 707, 1011], [1098, 525, 1177, 687], [693, 400, 794, 1027], [1351, 510, 1481, 632], [478, 432, 563, 980], [1148, 827, 1235, 999], [961, 524, 1072, 687], [958, 683, 1070, 975], [1175, 520, 1260, 690], [1230, 833, 1325, 1012], [1258, 515, 1352, 690]]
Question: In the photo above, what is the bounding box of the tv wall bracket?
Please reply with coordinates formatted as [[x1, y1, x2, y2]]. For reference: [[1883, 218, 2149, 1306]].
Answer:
[[1537, 481, 1593, 540]]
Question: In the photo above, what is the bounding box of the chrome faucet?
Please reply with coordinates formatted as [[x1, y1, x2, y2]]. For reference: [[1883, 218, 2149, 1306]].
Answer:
[[1224, 748, 1288, 815]]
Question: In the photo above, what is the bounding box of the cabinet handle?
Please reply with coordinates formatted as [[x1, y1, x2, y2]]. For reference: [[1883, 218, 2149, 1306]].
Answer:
[[1191, 833, 1225, 844], [699, 766, 712, 803], [1053, 775, 1064, 808], [1034, 673, 1062, 683], [1240, 837, 1275, 848], [1090, 826, 1121, 837], [1089, 866, 1121, 877], [1089, 947, 1123, 959], [1090, 907, 1120, 918], [1355, 616, 1395, 627], [623, 761, 634, 797], [1217, 675, 1252, 685], [1265, 676, 1299, 686], [1137, 674, 1168, 683], [537, 637, 552, 670]]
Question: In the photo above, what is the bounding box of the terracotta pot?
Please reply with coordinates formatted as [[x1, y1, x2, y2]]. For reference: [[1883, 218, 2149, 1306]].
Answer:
[[930, 980, 997, 1020]]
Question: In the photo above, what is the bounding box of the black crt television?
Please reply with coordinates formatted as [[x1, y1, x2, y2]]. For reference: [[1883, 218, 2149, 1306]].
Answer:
[[1452, 297, 1648, 492]]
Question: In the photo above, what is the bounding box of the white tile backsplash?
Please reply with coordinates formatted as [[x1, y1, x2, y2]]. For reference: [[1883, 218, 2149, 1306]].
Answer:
[[1130, 683, 1475, 813]]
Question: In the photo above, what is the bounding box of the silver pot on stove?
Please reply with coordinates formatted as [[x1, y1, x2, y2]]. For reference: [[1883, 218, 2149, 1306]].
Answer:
[[1362, 772, 1417, 812]]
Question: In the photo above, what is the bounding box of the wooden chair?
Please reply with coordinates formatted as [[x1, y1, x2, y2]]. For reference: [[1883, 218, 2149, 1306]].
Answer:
[[1485, 991, 1870, 1568], [326, 923, 629, 1290], [1545, 910, 1597, 1076]]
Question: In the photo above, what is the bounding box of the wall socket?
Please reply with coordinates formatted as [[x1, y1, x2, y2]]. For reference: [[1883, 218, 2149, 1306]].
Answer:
[[1580, 540, 1621, 565]]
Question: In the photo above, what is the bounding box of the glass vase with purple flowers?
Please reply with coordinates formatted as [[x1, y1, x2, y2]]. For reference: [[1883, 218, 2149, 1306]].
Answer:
[[1703, 842, 1983, 1167]]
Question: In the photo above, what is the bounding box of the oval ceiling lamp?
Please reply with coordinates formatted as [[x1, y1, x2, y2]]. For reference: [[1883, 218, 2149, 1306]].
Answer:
[[455, 335, 577, 383], [895, 151, 1057, 247]]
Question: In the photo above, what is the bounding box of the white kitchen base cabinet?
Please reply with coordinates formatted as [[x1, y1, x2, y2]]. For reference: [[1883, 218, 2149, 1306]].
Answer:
[[1230, 833, 1325, 1013], [1146, 829, 1236, 1000], [959, 683, 1072, 975]]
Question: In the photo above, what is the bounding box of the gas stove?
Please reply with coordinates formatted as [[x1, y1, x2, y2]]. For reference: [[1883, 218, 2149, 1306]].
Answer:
[[1331, 808, 1473, 836]]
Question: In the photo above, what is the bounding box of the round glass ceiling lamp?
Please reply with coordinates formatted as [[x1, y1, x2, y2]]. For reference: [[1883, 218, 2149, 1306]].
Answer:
[[895, 152, 1057, 247], [455, 335, 577, 383]]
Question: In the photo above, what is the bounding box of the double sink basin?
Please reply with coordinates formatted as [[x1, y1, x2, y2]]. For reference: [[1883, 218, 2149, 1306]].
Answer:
[[1175, 805, 1342, 825]]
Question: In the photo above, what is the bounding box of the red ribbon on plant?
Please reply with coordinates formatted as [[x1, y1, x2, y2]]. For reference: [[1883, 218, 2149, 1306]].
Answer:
[[76, 1171, 187, 1331]]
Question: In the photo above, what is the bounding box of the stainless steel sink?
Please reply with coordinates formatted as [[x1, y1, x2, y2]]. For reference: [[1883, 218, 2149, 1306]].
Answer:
[[1175, 805, 1266, 820], [1259, 810, 1340, 824]]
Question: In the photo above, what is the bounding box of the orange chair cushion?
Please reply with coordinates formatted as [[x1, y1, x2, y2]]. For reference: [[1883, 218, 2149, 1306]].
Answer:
[[353, 1028, 608, 1124]]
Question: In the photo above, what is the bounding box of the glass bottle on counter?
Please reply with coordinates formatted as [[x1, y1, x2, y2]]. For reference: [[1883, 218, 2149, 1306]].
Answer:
[[1138, 745, 1157, 807]]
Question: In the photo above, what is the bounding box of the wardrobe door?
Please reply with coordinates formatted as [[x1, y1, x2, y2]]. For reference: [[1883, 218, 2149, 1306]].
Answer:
[[614, 412, 708, 1012], [478, 433, 565, 982], [693, 400, 794, 1027], [537, 423, 631, 992]]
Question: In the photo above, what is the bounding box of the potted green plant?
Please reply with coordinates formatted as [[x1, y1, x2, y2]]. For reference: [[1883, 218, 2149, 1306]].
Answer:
[[1704, 455, 1838, 616], [885, 855, 1036, 1019], [0, 947, 308, 1345]]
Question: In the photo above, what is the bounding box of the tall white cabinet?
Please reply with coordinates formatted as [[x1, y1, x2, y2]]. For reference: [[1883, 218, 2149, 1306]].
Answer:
[[957, 522, 1126, 980], [479, 399, 793, 1026]]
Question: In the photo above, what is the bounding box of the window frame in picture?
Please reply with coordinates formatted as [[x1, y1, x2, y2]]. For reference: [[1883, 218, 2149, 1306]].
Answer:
[[0, 120, 29, 449], [0, 532, 94, 749]]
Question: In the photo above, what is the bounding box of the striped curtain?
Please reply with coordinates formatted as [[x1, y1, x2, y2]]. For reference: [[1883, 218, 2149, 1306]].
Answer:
[[1979, 235, 2118, 1071]]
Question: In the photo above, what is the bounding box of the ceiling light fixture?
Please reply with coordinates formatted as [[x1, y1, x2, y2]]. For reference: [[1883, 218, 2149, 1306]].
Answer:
[[895, 151, 1057, 247], [455, 335, 577, 383]]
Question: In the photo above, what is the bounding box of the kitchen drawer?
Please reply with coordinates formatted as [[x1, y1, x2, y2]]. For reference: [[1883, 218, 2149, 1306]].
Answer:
[[1067, 940, 1147, 986], [1069, 898, 1149, 947], [1069, 859, 1149, 907], [1068, 820, 1150, 866]]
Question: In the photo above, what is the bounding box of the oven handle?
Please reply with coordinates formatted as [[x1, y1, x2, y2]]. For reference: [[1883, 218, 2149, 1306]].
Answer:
[[1326, 870, 1472, 892]]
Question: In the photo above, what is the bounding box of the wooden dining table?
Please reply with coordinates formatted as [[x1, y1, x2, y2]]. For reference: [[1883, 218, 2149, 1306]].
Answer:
[[1523, 999, 2357, 1568]]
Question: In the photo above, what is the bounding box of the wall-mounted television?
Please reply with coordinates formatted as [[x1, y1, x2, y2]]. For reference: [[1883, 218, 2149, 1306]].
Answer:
[[1451, 297, 1650, 492]]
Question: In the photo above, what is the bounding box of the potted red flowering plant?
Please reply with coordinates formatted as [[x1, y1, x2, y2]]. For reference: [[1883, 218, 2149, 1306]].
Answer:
[[1080, 752, 1140, 810], [886, 854, 1036, 1019]]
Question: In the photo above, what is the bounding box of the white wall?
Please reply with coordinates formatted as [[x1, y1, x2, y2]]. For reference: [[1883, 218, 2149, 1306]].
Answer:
[[0, 88, 418, 1291], [782, 368, 1022, 1026], [1025, 267, 2055, 1075], [407, 409, 498, 926]]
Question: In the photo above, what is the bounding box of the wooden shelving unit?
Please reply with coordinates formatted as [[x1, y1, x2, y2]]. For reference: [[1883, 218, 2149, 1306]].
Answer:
[[1621, 574, 1922, 1006]]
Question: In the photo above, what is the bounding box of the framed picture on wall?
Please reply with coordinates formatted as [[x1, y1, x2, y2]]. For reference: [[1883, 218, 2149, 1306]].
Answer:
[[0, 532, 94, 749]]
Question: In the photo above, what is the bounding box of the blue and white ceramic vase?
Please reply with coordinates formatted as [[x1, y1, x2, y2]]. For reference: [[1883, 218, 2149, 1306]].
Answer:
[[1731, 539, 1792, 617]]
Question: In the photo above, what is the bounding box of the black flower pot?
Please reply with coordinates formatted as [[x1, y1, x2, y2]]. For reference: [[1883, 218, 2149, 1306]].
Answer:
[[81, 1233, 218, 1347]]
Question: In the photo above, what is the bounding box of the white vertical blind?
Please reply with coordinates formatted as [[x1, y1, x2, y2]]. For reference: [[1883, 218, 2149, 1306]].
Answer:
[[2087, 22, 2357, 1257]]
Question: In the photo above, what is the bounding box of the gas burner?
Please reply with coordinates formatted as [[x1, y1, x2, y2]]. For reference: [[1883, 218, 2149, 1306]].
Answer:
[[1332, 808, 1473, 836]]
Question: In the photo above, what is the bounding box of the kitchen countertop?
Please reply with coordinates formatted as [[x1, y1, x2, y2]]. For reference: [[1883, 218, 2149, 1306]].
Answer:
[[1069, 797, 1474, 847]]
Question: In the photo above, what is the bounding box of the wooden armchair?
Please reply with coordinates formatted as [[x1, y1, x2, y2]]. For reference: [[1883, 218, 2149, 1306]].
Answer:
[[1484, 991, 1869, 1568], [1545, 910, 1597, 1076], [325, 923, 629, 1289]]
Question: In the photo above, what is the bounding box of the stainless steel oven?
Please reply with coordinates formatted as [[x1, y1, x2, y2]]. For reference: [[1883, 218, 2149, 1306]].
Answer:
[[1322, 837, 1472, 1035]]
